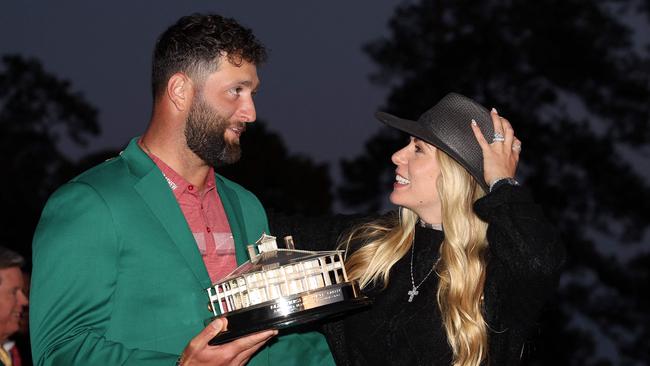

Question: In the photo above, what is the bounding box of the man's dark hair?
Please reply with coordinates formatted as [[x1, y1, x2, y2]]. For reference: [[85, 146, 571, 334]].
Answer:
[[151, 13, 267, 98], [0, 247, 24, 284]]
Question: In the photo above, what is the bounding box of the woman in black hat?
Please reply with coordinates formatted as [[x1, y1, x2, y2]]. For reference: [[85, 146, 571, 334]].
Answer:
[[270, 93, 564, 365]]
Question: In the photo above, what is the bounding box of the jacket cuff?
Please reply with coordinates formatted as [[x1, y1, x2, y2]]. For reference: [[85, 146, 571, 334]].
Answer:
[[473, 184, 534, 220]]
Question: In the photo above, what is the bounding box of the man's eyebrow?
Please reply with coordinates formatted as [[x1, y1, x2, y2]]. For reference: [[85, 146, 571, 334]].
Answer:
[[236, 80, 260, 87]]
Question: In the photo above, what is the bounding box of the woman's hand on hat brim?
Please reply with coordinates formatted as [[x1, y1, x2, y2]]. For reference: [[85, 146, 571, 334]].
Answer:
[[470, 108, 521, 186]]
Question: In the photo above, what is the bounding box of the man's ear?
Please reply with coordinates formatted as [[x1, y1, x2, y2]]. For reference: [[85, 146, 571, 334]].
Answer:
[[166, 73, 193, 111]]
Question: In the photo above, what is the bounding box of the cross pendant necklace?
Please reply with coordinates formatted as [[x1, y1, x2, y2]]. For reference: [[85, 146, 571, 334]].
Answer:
[[407, 287, 419, 302], [407, 228, 438, 303]]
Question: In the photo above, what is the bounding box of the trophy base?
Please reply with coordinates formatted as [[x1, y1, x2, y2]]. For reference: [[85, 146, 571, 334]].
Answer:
[[208, 282, 371, 345]]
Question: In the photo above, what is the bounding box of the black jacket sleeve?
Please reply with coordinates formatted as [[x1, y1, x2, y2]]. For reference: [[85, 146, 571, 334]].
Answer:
[[474, 184, 565, 336]]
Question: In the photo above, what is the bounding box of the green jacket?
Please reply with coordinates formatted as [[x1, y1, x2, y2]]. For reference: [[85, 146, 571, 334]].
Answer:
[[31, 138, 334, 365]]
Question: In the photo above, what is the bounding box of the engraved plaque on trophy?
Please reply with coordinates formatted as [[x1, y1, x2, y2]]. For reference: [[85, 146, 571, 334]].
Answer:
[[206, 233, 371, 345]]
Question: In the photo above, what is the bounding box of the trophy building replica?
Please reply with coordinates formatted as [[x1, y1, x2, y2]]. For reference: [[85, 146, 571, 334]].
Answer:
[[206, 233, 370, 345]]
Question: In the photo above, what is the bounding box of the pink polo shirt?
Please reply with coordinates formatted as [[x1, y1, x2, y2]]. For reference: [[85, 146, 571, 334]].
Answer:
[[141, 145, 237, 283]]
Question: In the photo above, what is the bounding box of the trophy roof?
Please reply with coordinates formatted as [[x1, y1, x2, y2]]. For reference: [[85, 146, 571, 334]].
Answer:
[[214, 230, 345, 285]]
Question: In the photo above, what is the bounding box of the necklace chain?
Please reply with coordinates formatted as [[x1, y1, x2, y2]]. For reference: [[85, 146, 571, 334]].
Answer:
[[407, 227, 440, 303], [418, 219, 442, 230]]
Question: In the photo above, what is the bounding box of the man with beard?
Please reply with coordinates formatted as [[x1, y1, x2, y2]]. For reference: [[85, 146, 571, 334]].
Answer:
[[30, 14, 335, 366]]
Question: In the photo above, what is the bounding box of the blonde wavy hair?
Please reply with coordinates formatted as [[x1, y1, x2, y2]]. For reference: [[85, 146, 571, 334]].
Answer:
[[343, 149, 489, 366]]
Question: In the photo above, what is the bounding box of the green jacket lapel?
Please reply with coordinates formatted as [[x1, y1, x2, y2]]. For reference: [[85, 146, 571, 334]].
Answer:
[[123, 138, 211, 288], [215, 175, 250, 265]]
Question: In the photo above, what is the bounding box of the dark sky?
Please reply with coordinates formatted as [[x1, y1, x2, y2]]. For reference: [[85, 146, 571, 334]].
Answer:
[[0, 1, 403, 176]]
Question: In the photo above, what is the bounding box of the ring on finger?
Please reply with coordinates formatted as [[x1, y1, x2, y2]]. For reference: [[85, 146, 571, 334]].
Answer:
[[512, 143, 522, 151], [492, 132, 505, 143]]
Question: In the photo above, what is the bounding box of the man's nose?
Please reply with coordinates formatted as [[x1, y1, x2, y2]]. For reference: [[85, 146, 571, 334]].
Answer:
[[18, 290, 28, 305], [238, 97, 256, 123]]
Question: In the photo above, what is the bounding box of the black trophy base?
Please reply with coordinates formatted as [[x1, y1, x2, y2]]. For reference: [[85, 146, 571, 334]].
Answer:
[[208, 282, 371, 345]]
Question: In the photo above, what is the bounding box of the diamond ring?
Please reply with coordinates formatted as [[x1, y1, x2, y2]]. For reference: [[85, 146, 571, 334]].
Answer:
[[492, 132, 505, 143]]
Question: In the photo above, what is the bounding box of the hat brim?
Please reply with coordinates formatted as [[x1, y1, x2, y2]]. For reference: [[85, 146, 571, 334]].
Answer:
[[375, 111, 489, 192]]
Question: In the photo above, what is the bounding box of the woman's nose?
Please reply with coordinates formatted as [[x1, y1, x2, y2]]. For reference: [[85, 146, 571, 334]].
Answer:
[[391, 147, 407, 165]]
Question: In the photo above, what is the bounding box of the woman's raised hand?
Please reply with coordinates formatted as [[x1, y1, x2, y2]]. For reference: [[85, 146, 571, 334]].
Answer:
[[470, 108, 521, 188]]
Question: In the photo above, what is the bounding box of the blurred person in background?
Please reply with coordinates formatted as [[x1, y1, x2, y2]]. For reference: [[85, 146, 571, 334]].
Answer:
[[0, 247, 29, 366]]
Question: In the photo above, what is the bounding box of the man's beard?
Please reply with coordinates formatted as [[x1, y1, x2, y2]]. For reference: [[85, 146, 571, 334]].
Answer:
[[185, 95, 243, 168]]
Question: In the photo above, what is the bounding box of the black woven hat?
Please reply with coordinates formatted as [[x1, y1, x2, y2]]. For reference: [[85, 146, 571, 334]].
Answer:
[[375, 92, 493, 192]]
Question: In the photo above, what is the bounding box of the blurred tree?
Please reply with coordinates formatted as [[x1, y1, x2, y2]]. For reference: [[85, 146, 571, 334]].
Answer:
[[220, 121, 333, 216], [0, 55, 99, 257], [339, 0, 650, 364]]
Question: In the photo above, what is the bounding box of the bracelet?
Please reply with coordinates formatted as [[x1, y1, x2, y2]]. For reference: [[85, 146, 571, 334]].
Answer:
[[489, 177, 519, 192]]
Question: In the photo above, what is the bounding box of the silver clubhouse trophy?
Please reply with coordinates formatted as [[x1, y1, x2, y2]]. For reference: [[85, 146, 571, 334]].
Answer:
[[206, 233, 371, 345]]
